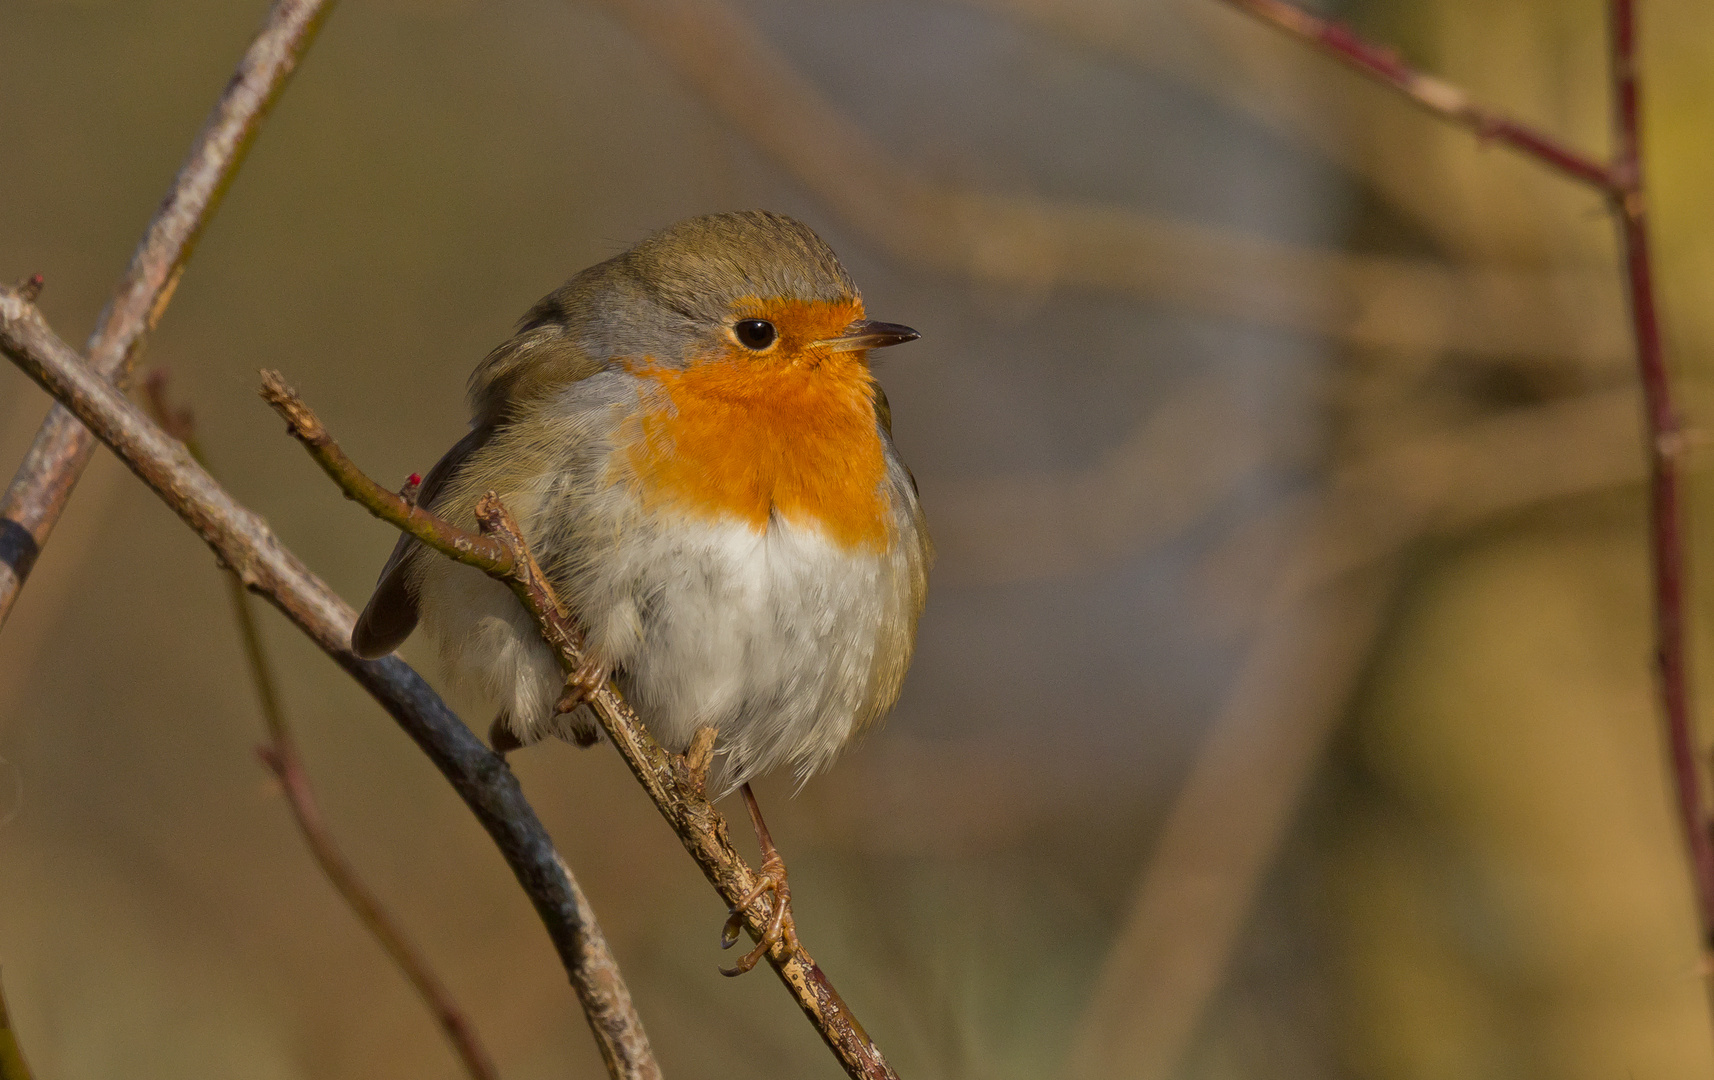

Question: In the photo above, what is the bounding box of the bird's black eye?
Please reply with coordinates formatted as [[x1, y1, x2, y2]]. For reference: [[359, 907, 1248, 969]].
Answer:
[[734, 319, 777, 350]]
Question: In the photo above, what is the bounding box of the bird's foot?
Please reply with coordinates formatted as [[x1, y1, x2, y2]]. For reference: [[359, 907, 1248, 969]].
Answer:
[[719, 782, 801, 976], [719, 850, 799, 976], [553, 656, 610, 714]]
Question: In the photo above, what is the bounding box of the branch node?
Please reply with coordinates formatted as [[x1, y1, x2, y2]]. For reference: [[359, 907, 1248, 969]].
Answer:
[[473, 490, 520, 543], [14, 274, 43, 304]]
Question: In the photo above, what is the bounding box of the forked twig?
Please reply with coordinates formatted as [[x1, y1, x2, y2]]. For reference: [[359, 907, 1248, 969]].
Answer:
[[258, 371, 901, 1080], [0, 289, 658, 1080], [1062, 4, 1710, 1077], [1215, 0, 1714, 953], [1213, 0, 1617, 189], [1603, 0, 1714, 942], [0, 0, 337, 628], [142, 372, 500, 1080], [594, 0, 1623, 367]]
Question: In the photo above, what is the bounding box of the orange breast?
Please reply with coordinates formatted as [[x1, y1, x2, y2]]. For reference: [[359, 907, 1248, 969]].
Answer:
[[622, 335, 891, 552]]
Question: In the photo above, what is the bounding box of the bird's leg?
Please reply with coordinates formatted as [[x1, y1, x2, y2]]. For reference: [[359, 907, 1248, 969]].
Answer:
[[720, 782, 801, 976]]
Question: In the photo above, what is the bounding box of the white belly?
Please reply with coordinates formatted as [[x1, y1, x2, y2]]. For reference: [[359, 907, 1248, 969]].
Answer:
[[416, 510, 907, 790]]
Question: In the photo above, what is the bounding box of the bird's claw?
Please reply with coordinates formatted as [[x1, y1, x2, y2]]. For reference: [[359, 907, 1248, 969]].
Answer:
[[719, 850, 799, 977], [554, 656, 610, 713]]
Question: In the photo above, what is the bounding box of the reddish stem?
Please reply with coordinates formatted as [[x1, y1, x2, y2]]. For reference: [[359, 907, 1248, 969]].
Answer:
[[1608, 0, 1714, 940], [1219, 0, 1714, 950], [1216, 0, 1618, 191]]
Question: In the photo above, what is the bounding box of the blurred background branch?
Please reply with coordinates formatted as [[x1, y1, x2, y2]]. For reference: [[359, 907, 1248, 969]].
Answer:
[[1063, 2, 1710, 1076], [0, 285, 657, 1080], [140, 370, 503, 1080], [594, 0, 1627, 369], [0, 0, 336, 628], [5, 0, 1712, 1076]]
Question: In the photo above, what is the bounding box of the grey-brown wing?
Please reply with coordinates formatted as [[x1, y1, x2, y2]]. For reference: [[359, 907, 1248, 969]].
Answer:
[[351, 423, 494, 658]]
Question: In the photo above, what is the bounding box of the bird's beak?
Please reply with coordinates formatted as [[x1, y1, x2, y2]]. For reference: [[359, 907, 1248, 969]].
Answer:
[[817, 319, 921, 352]]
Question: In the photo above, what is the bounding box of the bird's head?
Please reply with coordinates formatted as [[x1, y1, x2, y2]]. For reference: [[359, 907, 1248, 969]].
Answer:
[[472, 211, 918, 420]]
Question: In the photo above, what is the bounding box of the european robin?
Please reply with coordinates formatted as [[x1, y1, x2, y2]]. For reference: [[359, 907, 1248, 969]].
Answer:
[[351, 211, 930, 970]]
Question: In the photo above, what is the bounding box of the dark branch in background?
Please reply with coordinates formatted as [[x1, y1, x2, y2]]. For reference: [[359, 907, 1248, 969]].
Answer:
[[142, 371, 501, 1080], [0, 0, 337, 629], [1215, 0, 1714, 989], [0, 973, 35, 1080], [259, 373, 901, 1080], [0, 289, 659, 1080]]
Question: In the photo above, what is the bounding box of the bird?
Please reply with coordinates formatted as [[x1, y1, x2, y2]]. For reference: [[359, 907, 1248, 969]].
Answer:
[[351, 210, 930, 972]]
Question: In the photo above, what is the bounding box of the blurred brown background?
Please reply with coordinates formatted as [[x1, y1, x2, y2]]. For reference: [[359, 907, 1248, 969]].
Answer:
[[5, 0, 1714, 1076]]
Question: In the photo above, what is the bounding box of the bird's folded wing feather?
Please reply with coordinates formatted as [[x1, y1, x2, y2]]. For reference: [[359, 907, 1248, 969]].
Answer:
[[351, 422, 495, 658]]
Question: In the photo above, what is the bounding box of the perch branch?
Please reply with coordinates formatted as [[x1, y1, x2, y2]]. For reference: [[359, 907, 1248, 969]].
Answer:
[[1211, 0, 1618, 191], [0, 0, 336, 628], [258, 372, 901, 1080], [0, 972, 33, 1080], [142, 372, 500, 1080], [0, 287, 659, 1080]]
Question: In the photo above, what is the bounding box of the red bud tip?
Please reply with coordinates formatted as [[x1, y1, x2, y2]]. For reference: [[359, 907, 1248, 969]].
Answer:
[[408, 473, 422, 486], [28, 274, 43, 287]]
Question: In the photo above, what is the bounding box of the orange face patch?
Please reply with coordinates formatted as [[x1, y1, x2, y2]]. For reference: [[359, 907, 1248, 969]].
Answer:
[[622, 296, 891, 551]]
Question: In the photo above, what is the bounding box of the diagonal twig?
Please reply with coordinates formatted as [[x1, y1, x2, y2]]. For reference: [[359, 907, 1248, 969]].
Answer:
[[593, 0, 1624, 368], [0, 0, 338, 629], [1211, 0, 1618, 190], [258, 372, 902, 1080], [142, 371, 501, 1080], [0, 288, 659, 1080]]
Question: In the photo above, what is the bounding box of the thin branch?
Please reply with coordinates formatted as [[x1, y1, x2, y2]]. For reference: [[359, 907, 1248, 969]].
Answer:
[[142, 372, 501, 1080], [0, 0, 337, 629], [593, 0, 1626, 369], [1066, 566, 1401, 1080], [1210, 0, 1618, 191], [1077, 2, 1714, 1073], [1217, 0, 1713, 949], [258, 372, 902, 1080], [0, 288, 659, 1080], [1605, 0, 1714, 939], [0, 972, 34, 1080], [1068, 385, 1654, 1079]]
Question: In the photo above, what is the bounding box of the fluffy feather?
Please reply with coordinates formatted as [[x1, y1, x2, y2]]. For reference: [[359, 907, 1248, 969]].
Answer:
[[355, 210, 930, 791]]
